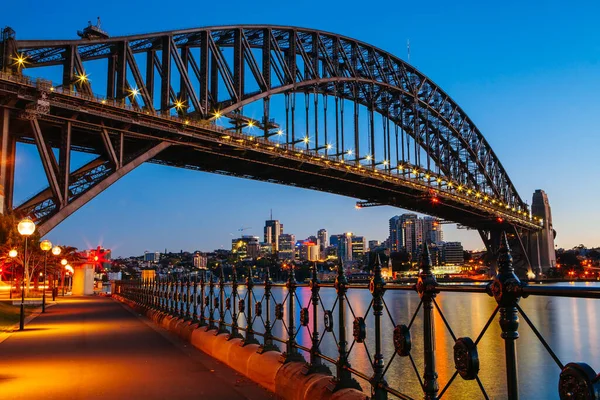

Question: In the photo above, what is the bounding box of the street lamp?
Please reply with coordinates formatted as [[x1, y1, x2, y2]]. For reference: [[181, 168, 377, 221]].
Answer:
[[40, 239, 52, 313], [8, 249, 17, 300], [17, 217, 35, 331], [65, 265, 73, 293], [51, 246, 61, 300], [61, 259, 67, 296]]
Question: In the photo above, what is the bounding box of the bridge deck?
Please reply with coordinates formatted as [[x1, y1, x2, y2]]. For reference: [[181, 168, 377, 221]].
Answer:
[[0, 296, 273, 400]]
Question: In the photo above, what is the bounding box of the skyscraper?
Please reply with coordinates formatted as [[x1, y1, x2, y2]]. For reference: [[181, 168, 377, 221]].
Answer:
[[264, 219, 282, 251], [389, 216, 402, 252], [423, 217, 443, 244], [351, 236, 366, 261], [401, 214, 423, 257], [317, 229, 328, 258], [339, 232, 353, 262]]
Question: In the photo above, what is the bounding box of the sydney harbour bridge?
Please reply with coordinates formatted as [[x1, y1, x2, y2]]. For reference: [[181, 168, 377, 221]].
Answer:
[[0, 24, 555, 275]]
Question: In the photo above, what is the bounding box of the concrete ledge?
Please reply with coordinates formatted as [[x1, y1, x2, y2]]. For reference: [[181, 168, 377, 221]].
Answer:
[[112, 296, 367, 400]]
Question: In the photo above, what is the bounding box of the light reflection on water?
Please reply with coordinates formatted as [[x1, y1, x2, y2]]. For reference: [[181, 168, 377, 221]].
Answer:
[[203, 282, 600, 399]]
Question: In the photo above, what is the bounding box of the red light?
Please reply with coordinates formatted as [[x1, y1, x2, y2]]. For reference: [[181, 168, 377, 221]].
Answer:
[[497, 217, 504, 223], [431, 197, 440, 204]]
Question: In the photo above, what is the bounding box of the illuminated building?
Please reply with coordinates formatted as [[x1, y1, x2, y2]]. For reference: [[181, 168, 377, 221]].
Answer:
[[278, 234, 295, 260], [441, 242, 464, 265], [193, 253, 207, 269], [317, 229, 328, 258], [423, 216, 443, 244], [232, 236, 260, 259], [144, 251, 160, 263], [299, 241, 319, 261], [264, 219, 282, 251], [351, 236, 366, 261]]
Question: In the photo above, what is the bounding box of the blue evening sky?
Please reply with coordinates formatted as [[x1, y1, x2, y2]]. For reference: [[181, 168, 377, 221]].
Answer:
[[3, 1, 599, 256]]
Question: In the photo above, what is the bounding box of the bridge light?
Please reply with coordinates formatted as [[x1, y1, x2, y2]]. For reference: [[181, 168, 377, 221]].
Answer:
[[483, 195, 488, 201], [497, 217, 504, 223], [277, 129, 284, 136], [365, 154, 372, 161], [248, 120, 255, 128], [492, 199, 496, 204], [76, 73, 89, 83], [383, 160, 389, 166], [13, 53, 27, 67], [303, 136, 310, 144], [214, 111, 222, 119], [447, 182, 453, 188], [347, 149, 353, 156], [412, 169, 418, 175], [436, 178, 442, 183], [326, 143, 332, 150], [475, 192, 481, 198], [101, 99, 106, 104], [174, 100, 184, 110], [467, 189, 472, 195], [425, 174, 430, 179], [129, 87, 140, 97], [457, 185, 463, 191], [50, 87, 55, 92]]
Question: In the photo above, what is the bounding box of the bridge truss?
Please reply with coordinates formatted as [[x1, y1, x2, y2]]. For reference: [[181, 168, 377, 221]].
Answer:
[[0, 25, 542, 272]]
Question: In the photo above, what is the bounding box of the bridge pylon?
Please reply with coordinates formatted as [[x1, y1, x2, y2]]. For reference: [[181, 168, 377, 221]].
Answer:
[[528, 189, 556, 276]]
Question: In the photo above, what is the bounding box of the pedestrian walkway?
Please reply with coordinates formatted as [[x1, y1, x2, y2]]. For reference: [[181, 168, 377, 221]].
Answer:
[[0, 296, 274, 400]]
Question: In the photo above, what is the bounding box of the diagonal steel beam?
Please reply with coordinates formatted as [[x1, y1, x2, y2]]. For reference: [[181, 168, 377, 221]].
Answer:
[[37, 141, 171, 236], [30, 118, 63, 206], [125, 44, 153, 109], [169, 37, 204, 116], [100, 127, 119, 167]]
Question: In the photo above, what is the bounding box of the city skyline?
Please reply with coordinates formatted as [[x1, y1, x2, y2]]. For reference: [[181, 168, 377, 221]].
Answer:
[[3, 1, 600, 256]]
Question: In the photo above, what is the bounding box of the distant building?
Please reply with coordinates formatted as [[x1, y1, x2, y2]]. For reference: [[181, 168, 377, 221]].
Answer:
[[318, 229, 328, 258], [143, 251, 160, 263], [368, 240, 381, 251], [232, 235, 260, 259], [389, 216, 402, 252], [193, 253, 207, 269], [423, 217, 443, 244], [330, 234, 343, 249], [278, 233, 296, 260], [339, 233, 353, 262], [441, 242, 464, 265], [264, 220, 283, 251], [299, 240, 319, 261], [351, 236, 366, 261]]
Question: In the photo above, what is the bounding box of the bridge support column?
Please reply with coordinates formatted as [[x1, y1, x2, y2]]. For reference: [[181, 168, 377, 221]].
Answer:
[[528, 190, 556, 276], [0, 108, 15, 214]]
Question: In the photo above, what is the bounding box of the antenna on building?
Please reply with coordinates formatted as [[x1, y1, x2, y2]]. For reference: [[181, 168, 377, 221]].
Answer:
[[407, 39, 410, 63], [270, 208, 273, 220]]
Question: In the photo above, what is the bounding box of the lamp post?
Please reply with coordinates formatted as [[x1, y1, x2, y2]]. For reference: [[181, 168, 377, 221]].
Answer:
[[17, 217, 36, 331], [60, 259, 67, 296], [8, 249, 17, 299], [51, 246, 61, 301], [40, 239, 52, 313]]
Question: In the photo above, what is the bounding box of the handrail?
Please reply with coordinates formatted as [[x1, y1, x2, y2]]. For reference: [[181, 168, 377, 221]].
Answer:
[[114, 232, 600, 400]]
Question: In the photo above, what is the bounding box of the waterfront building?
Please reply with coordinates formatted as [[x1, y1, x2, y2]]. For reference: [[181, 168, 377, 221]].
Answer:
[[402, 214, 423, 257], [329, 234, 343, 249], [389, 216, 402, 252], [339, 233, 353, 262], [278, 233, 296, 260], [299, 240, 319, 261], [264, 219, 282, 251], [368, 240, 381, 251], [441, 242, 464, 265], [318, 229, 328, 258]]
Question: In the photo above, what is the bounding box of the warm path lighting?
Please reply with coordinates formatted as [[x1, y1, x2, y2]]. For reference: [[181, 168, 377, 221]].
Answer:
[[40, 240, 52, 313], [52, 246, 61, 256], [18, 218, 36, 331]]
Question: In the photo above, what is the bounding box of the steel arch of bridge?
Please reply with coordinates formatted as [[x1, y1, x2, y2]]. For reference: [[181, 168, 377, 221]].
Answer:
[[0, 25, 540, 243]]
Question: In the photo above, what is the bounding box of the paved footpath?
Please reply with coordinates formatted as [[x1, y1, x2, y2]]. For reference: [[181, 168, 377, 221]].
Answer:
[[0, 296, 274, 400]]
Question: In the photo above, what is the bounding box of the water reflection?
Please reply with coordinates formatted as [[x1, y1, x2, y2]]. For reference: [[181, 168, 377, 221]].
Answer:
[[201, 282, 600, 399]]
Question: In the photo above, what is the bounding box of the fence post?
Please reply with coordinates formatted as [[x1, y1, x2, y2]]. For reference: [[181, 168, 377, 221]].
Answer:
[[327, 262, 361, 392], [206, 272, 217, 331], [416, 242, 439, 400], [198, 271, 207, 327], [302, 262, 331, 375], [242, 265, 259, 346], [371, 254, 388, 399], [281, 265, 304, 363], [184, 277, 191, 320], [258, 266, 280, 353], [228, 264, 244, 340], [192, 275, 198, 323], [217, 267, 229, 335], [489, 232, 522, 399]]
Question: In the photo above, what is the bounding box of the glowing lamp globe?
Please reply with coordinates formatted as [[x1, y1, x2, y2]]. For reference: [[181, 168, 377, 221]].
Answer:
[[52, 246, 61, 256], [61, 259, 68, 266], [17, 218, 36, 236], [9, 249, 17, 258], [40, 239, 52, 252]]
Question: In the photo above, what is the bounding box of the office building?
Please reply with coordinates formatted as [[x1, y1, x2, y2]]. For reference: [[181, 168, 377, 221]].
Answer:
[[278, 233, 296, 260], [193, 252, 207, 269], [389, 216, 402, 252], [423, 217, 443, 244], [318, 229, 328, 258], [232, 235, 260, 259], [442, 242, 464, 265], [351, 236, 366, 261], [299, 240, 319, 261], [144, 251, 160, 263], [264, 219, 282, 251]]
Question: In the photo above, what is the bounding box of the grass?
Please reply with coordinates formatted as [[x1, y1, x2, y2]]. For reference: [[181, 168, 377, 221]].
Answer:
[[0, 301, 37, 332]]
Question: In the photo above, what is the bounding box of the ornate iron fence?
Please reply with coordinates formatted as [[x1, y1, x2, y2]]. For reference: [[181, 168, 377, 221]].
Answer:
[[115, 233, 600, 399]]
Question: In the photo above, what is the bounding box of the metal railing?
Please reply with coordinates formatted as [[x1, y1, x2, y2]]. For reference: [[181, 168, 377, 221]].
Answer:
[[118, 242, 598, 394]]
